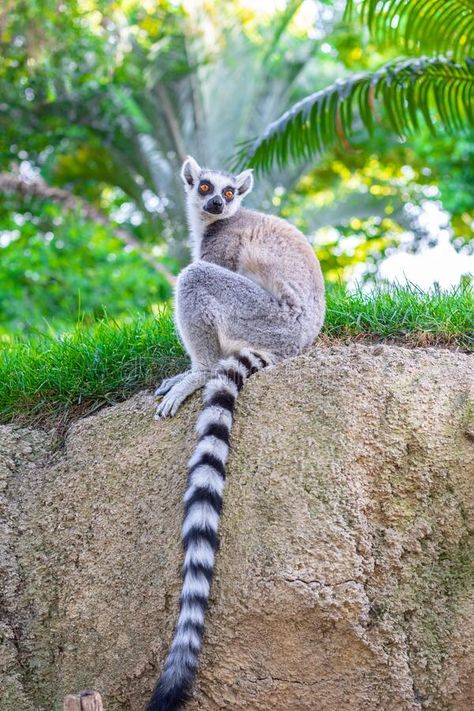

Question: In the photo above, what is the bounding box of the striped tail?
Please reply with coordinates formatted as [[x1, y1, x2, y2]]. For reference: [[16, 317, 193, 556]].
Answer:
[[147, 348, 271, 711]]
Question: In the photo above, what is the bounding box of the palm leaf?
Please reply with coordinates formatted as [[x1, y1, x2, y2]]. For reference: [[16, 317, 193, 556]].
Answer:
[[345, 0, 474, 61], [236, 57, 474, 171]]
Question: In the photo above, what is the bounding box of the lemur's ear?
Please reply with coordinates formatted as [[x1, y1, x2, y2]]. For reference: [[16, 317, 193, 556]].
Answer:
[[181, 156, 201, 188], [235, 169, 254, 197]]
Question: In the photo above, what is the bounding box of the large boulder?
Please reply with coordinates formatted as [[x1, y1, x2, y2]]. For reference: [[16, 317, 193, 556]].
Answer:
[[0, 344, 473, 711]]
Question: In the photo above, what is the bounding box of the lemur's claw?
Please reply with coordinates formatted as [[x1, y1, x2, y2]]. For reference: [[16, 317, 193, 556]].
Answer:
[[155, 390, 184, 419], [155, 398, 173, 419]]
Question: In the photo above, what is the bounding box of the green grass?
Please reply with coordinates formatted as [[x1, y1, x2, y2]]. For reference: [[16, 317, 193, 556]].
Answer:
[[1, 284, 472, 426], [323, 283, 473, 344], [0, 310, 187, 427]]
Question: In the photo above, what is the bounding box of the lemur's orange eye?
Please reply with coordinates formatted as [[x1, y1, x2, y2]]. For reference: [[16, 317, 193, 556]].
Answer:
[[199, 183, 210, 193], [224, 189, 234, 199]]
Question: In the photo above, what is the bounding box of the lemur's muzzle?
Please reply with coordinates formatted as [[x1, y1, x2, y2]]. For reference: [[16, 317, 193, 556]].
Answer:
[[204, 195, 224, 214]]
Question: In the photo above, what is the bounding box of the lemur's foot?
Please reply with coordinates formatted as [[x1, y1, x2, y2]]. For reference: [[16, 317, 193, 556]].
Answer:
[[154, 371, 189, 397], [154, 371, 208, 420]]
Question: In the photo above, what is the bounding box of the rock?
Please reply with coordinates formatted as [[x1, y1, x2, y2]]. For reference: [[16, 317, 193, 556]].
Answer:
[[0, 344, 473, 711]]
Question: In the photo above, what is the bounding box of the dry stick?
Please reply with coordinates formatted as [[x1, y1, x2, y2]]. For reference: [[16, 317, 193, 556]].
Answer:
[[63, 690, 104, 711], [0, 172, 176, 286]]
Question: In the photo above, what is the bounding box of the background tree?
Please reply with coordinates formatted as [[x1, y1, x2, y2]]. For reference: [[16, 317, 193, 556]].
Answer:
[[239, 0, 474, 169], [237, 0, 474, 281], [0, 0, 472, 334]]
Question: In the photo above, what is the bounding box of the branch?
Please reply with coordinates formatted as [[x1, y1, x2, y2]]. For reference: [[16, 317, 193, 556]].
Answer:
[[155, 82, 187, 163], [0, 172, 176, 287]]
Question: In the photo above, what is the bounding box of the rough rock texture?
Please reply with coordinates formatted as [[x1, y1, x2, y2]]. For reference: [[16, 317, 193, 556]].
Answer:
[[1, 344, 473, 711]]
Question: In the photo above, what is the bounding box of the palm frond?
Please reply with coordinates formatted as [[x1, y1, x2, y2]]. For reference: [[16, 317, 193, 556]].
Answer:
[[345, 0, 474, 61], [236, 57, 474, 172]]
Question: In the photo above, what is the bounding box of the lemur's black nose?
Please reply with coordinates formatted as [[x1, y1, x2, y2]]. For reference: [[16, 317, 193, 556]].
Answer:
[[205, 195, 224, 214]]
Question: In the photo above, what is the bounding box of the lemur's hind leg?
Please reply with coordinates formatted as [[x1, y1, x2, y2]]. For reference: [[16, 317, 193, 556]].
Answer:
[[155, 261, 302, 420], [177, 262, 305, 358]]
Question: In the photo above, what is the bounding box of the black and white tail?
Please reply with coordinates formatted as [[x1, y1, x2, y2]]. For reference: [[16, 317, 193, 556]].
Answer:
[[147, 348, 270, 711]]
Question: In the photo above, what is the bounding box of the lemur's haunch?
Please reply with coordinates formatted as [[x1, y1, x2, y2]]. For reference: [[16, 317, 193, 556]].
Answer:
[[148, 156, 325, 711]]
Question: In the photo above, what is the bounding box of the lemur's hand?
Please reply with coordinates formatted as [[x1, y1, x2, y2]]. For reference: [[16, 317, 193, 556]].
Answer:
[[155, 389, 184, 419], [154, 371, 189, 398], [154, 370, 208, 420]]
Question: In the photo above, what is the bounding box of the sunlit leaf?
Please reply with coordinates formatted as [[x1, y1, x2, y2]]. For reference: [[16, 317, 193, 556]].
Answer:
[[345, 0, 474, 61]]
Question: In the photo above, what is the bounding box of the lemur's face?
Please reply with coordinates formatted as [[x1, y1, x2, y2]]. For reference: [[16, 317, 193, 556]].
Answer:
[[181, 156, 253, 221]]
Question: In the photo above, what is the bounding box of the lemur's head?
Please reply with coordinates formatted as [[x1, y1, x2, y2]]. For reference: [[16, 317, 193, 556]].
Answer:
[[181, 156, 253, 221]]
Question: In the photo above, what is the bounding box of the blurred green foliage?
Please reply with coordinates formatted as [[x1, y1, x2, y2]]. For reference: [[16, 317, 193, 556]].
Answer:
[[0, 0, 472, 335], [0, 198, 171, 333]]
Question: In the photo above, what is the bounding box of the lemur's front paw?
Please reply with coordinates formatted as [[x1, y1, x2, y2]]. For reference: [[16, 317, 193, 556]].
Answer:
[[154, 372, 188, 397], [154, 387, 186, 420], [155, 370, 207, 421]]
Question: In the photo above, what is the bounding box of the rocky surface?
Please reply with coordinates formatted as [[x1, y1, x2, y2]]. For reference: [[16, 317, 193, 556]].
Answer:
[[0, 344, 473, 711]]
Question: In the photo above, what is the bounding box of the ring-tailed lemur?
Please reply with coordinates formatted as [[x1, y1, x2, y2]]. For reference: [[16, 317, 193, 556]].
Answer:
[[148, 156, 325, 711]]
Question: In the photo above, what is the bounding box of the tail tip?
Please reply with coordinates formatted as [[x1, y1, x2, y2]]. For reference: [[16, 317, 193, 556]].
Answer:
[[146, 677, 191, 711]]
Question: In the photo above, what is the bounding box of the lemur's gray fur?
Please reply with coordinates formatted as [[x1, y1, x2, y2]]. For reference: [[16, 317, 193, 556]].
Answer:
[[147, 156, 325, 711]]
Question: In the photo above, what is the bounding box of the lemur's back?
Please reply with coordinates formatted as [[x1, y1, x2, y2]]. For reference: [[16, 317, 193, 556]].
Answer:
[[201, 208, 325, 341]]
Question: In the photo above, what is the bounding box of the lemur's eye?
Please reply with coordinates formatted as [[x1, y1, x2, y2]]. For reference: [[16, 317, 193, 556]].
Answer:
[[224, 189, 234, 200], [199, 182, 210, 194]]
